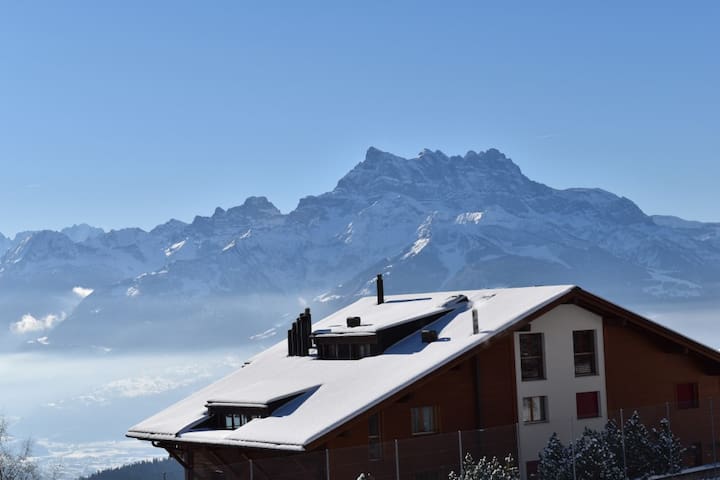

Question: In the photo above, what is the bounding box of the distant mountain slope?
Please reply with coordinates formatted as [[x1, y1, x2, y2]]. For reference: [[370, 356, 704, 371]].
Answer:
[[2, 147, 719, 350]]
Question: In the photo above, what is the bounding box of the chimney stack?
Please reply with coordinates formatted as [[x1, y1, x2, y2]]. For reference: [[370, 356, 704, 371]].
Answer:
[[472, 308, 479, 335], [287, 329, 294, 356], [296, 315, 307, 356], [303, 308, 312, 355], [291, 322, 299, 356], [376, 274, 384, 305], [287, 308, 313, 357]]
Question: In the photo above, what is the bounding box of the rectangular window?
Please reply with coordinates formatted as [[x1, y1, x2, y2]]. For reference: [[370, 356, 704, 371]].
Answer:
[[576, 391, 600, 419], [520, 333, 545, 381], [368, 413, 382, 460], [687, 442, 703, 467], [573, 330, 597, 376], [526, 460, 539, 479], [411, 406, 437, 435], [223, 413, 260, 429], [677, 383, 699, 409], [224, 414, 244, 429], [522, 396, 548, 423]]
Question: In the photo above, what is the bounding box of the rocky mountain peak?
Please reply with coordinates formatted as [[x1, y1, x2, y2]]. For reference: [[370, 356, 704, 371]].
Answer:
[[331, 146, 530, 205], [233, 196, 282, 217], [61, 223, 105, 243]]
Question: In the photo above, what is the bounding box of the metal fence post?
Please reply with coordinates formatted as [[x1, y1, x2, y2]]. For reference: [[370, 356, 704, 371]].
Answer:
[[458, 430, 464, 474], [395, 439, 400, 480], [620, 408, 628, 480], [515, 422, 522, 477], [325, 448, 330, 480], [711, 397, 717, 466], [570, 418, 577, 480]]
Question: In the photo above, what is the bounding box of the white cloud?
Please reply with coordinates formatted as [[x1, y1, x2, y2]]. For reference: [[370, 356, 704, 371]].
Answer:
[[75, 364, 216, 404], [11, 312, 66, 334], [72, 286, 94, 298]]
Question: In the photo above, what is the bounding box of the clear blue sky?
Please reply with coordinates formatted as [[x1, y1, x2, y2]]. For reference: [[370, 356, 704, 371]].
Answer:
[[1, 1, 718, 236]]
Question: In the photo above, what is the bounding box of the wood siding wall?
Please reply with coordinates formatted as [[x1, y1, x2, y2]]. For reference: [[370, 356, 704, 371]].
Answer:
[[604, 321, 720, 466], [324, 335, 518, 479]]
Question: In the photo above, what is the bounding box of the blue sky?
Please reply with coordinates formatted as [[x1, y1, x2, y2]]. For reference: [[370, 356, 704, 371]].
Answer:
[[1, 1, 718, 236]]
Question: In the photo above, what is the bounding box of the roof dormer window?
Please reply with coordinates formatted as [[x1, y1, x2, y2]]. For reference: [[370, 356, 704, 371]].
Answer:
[[224, 413, 261, 429]]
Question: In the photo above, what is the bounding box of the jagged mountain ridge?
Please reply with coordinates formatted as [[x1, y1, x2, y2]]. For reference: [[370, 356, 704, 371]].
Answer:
[[2, 147, 719, 349]]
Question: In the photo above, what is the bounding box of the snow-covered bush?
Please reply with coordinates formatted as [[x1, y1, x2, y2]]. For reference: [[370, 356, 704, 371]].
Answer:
[[0, 417, 41, 480], [448, 453, 519, 480]]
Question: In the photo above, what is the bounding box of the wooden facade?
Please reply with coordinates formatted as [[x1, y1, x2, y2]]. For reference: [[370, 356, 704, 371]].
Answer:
[[149, 288, 720, 480]]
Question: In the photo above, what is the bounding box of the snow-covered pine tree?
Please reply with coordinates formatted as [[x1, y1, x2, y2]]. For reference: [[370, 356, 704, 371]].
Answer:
[[602, 419, 624, 468], [572, 427, 624, 480], [448, 453, 519, 480], [652, 418, 684, 475], [622, 411, 656, 479], [538, 433, 572, 480]]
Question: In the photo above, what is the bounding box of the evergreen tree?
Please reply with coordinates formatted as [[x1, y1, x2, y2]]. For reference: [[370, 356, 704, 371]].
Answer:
[[572, 428, 624, 480], [538, 433, 572, 480], [651, 418, 684, 475], [602, 419, 624, 468], [449, 453, 519, 480], [622, 411, 656, 479]]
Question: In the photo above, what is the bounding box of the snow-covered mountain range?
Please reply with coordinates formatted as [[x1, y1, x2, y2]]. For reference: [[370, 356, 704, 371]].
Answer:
[[2, 147, 719, 350]]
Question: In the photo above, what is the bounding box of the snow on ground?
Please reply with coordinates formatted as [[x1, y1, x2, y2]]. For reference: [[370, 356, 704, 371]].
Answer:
[[455, 212, 484, 224], [164, 240, 186, 257]]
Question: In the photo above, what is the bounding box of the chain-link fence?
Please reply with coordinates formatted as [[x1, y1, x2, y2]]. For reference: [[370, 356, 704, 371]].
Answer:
[[606, 397, 720, 478], [186, 398, 720, 480]]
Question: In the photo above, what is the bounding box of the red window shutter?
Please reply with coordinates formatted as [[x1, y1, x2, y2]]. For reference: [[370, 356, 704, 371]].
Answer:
[[677, 383, 698, 409], [576, 391, 599, 418]]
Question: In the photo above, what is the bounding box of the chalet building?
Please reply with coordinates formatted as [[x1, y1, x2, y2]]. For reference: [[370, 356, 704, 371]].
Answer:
[[128, 279, 720, 480]]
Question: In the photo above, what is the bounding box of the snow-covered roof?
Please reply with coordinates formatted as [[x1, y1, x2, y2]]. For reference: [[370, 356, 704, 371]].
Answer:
[[127, 285, 575, 450]]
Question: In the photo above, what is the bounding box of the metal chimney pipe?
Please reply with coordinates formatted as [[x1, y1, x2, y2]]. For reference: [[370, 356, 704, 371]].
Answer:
[[287, 329, 294, 356], [377, 274, 384, 305], [291, 322, 299, 356], [295, 317, 305, 357], [472, 308, 479, 335], [303, 309, 312, 354]]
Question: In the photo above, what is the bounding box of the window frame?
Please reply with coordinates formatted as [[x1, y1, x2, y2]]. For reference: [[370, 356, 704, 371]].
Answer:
[[573, 330, 598, 377], [522, 396, 548, 424], [519, 333, 546, 381], [411, 405, 438, 435], [526, 460, 540, 480], [223, 412, 261, 429]]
